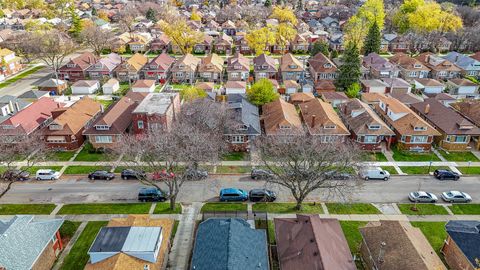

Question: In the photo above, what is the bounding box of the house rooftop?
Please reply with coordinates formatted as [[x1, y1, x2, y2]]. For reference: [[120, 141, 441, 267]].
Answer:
[[445, 220, 480, 268], [133, 93, 178, 115]]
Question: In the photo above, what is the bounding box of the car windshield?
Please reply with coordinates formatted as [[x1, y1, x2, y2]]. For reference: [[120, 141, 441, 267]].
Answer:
[[413, 192, 419, 196], [446, 192, 453, 196]]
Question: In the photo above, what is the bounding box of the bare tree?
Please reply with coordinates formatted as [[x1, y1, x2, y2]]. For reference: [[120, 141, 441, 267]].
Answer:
[[2, 32, 37, 63], [117, 5, 139, 37], [255, 135, 364, 210], [79, 25, 115, 56], [0, 137, 48, 198], [117, 99, 232, 210]]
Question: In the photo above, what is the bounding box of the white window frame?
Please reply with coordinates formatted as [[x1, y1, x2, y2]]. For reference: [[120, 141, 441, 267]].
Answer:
[[411, 135, 428, 143], [94, 135, 113, 143]]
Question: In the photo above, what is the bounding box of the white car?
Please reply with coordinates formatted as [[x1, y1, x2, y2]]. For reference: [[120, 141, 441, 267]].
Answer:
[[36, 169, 61, 180], [408, 191, 438, 203], [441, 191, 472, 203], [360, 167, 390, 181]]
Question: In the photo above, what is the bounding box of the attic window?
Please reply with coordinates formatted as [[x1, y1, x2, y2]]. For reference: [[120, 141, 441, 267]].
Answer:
[[95, 125, 110, 130], [414, 64, 422, 68], [369, 125, 381, 130], [49, 124, 63, 130], [324, 125, 336, 129], [238, 125, 248, 131], [414, 126, 426, 131], [67, 64, 75, 68], [323, 63, 331, 68], [280, 125, 291, 129], [289, 65, 298, 69]]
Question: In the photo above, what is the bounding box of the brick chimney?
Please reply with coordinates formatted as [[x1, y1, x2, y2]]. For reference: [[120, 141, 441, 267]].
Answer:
[[311, 114, 316, 128], [424, 104, 430, 114]]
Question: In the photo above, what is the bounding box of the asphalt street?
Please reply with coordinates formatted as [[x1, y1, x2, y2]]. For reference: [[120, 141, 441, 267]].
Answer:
[[0, 66, 52, 96], [1, 174, 479, 204]]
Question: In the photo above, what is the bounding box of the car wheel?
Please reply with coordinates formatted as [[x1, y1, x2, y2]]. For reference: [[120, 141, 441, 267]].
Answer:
[[365, 177, 369, 181], [51, 177, 55, 180], [431, 200, 436, 203], [36, 177, 41, 180], [454, 177, 459, 181], [466, 199, 471, 203], [383, 177, 388, 181], [89, 176, 93, 180], [123, 176, 127, 180]]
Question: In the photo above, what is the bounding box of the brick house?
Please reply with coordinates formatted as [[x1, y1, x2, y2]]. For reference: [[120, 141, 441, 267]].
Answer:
[[262, 98, 303, 136], [411, 98, 480, 151], [338, 98, 395, 151], [298, 98, 350, 142], [198, 53, 224, 82], [389, 53, 430, 80], [416, 52, 462, 80], [442, 220, 480, 270], [279, 53, 304, 82], [83, 93, 147, 150], [363, 53, 400, 79], [149, 34, 171, 53], [235, 35, 252, 55], [86, 53, 122, 80], [141, 52, 175, 83], [443, 52, 480, 78], [253, 53, 278, 81], [374, 95, 440, 151], [290, 34, 309, 53], [225, 94, 261, 151], [214, 33, 233, 55], [0, 215, 64, 270], [226, 52, 250, 81], [58, 52, 98, 81], [42, 97, 102, 150], [132, 93, 180, 135], [309, 52, 337, 82], [114, 53, 149, 82], [171, 54, 201, 84], [0, 48, 21, 77], [193, 34, 214, 54]]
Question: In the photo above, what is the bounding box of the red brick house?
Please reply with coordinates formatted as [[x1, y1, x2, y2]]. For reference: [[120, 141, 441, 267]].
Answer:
[[149, 34, 171, 53], [132, 93, 180, 135], [214, 33, 233, 55], [442, 220, 480, 270], [338, 98, 395, 151], [309, 52, 337, 82], [58, 52, 99, 81], [141, 53, 175, 83], [42, 97, 102, 150]]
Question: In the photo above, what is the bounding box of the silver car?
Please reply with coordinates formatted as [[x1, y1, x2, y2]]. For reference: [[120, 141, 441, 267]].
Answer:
[[441, 191, 472, 203], [408, 191, 438, 203]]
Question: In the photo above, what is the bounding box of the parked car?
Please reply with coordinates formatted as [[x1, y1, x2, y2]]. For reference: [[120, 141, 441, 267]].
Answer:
[[36, 169, 60, 180], [138, 187, 168, 202], [88, 171, 115, 180], [184, 168, 208, 180], [251, 169, 274, 180], [219, 188, 249, 202], [325, 171, 353, 180], [408, 191, 438, 203], [434, 169, 460, 181], [121, 169, 146, 180], [4, 170, 30, 181], [249, 189, 276, 202], [359, 167, 390, 181], [441, 191, 472, 203]]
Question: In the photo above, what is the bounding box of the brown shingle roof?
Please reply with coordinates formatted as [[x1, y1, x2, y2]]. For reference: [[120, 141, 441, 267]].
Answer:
[[360, 221, 446, 270], [289, 92, 314, 103], [132, 80, 155, 88], [309, 52, 337, 73], [198, 53, 223, 73], [389, 52, 429, 71], [275, 215, 356, 270], [298, 98, 349, 136], [338, 99, 394, 136], [321, 91, 349, 102], [411, 98, 480, 135], [171, 53, 201, 72], [262, 99, 302, 135], [280, 53, 304, 72], [451, 100, 480, 126], [449, 78, 477, 87]]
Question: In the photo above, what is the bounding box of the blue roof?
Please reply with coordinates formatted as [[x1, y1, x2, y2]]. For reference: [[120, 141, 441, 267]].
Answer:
[[446, 220, 480, 268], [191, 218, 269, 270], [443, 52, 480, 71]]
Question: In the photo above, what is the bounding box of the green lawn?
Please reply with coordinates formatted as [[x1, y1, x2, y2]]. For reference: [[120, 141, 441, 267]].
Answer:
[[381, 166, 398, 175], [363, 152, 388, 162], [448, 204, 480, 215], [438, 150, 479, 162], [326, 203, 381, 214], [170, 220, 180, 242], [96, 99, 114, 109], [20, 166, 63, 174], [59, 221, 108, 270], [63, 166, 111, 175], [74, 143, 116, 162], [117, 83, 130, 95], [45, 150, 76, 161], [59, 220, 81, 240], [252, 202, 324, 213], [340, 221, 368, 254], [200, 202, 247, 213], [0, 204, 56, 215], [153, 203, 182, 214], [398, 204, 449, 215], [169, 83, 190, 91], [457, 166, 480, 175], [57, 203, 151, 214], [222, 152, 249, 161], [0, 66, 45, 89], [399, 166, 449, 175], [216, 166, 252, 174], [255, 220, 276, 244], [410, 222, 447, 256], [392, 146, 441, 162]]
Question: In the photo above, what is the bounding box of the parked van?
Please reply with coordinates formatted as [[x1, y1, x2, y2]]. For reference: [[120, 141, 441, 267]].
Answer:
[[360, 167, 390, 181], [219, 188, 249, 202], [36, 169, 61, 180], [138, 187, 168, 202]]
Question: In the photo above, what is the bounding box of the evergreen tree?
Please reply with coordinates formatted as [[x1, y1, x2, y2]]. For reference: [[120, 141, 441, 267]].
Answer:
[[363, 21, 381, 56], [297, 0, 303, 11], [146, 8, 156, 22], [310, 40, 329, 57], [69, 6, 82, 38], [264, 0, 271, 7], [91, 7, 97, 16], [334, 42, 361, 91], [331, 49, 339, 58]]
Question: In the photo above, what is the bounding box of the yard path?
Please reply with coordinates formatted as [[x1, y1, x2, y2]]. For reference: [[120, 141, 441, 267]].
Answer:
[[52, 221, 87, 270]]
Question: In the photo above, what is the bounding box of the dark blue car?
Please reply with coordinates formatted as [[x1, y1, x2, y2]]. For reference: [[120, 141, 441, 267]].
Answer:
[[219, 188, 249, 202]]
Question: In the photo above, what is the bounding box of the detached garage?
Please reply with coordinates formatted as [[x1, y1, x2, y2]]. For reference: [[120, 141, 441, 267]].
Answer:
[[102, 78, 120, 94], [71, 80, 100, 95]]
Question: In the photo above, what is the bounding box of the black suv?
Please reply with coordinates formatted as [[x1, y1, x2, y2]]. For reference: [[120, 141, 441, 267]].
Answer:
[[88, 171, 115, 180], [4, 170, 30, 181], [249, 189, 277, 202], [138, 187, 168, 202], [434, 169, 460, 181], [251, 169, 274, 180], [121, 169, 146, 180]]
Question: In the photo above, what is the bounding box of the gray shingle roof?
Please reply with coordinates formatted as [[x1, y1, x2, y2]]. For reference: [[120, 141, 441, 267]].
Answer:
[[227, 94, 261, 136], [0, 215, 63, 270], [445, 220, 480, 268], [191, 218, 269, 270]]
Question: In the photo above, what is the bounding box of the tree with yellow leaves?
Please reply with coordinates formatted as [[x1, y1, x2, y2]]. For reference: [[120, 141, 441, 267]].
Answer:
[[245, 27, 276, 55], [160, 18, 204, 54], [269, 6, 297, 25], [190, 8, 201, 21], [97, 10, 110, 22], [344, 0, 385, 48], [274, 23, 297, 54]]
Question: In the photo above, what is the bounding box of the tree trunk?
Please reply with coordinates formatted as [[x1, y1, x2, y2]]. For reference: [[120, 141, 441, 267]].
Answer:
[[0, 181, 14, 198], [295, 199, 303, 211], [169, 195, 177, 210]]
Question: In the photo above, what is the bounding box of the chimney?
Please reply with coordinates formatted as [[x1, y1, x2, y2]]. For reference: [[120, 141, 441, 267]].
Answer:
[[14, 102, 20, 112], [311, 114, 316, 128], [424, 104, 430, 114]]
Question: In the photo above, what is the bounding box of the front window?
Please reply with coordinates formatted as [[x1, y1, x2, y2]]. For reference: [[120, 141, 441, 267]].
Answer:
[[137, 120, 144, 129], [449, 135, 468, 143], [94, 136, 112, 143], [364, 135, 377, 143], [231, 135, 245, 143], [411, 135, 428, 143]]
